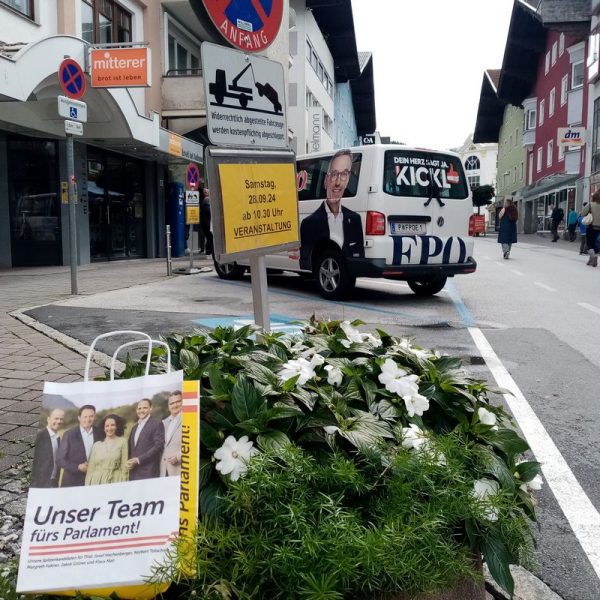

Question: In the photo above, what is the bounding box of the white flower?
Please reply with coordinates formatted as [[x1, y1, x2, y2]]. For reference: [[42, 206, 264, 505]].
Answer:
[[214, 435, 258, 481], [361, 332, 383, 347], [472, 478, 500, 521], [520, 474, 543, 493], [401, 423, 427, 450], [478, 407, 497, 426], [310, 353, 325, 367], [403, 393, 430, 418], [324, 364, 343, 386], [340, 321, 364, 346], [397, 339, 435, 360], [378, 358, 408, 389], [387, 373, 419, 397], [279, 357, 316, 385], [323, 425, 340, 435]]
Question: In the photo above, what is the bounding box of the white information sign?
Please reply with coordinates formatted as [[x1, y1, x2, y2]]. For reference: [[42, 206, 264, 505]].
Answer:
[[65, 120, 84, 136], [185, 190, 200, 205], [201, 41, 287, 149], [58, 96, 88, 123]]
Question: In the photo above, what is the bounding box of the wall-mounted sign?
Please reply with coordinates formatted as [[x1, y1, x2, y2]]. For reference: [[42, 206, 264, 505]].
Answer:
[[309, 108, 321, 153], [557, 127, 586, 148], [201, 42, 287, 149], [197, 0, 283, 52], [90, 48, 151, 88]]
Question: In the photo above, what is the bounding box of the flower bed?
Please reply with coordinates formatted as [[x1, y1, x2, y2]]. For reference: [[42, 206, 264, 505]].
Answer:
[[119, 319, 541, 600]]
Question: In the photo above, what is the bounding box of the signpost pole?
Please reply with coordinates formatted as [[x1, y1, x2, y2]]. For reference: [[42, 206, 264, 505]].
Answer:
[[249, 256, 270, 333], [66, 133, 78, 295], [188, 224, 195, 270]]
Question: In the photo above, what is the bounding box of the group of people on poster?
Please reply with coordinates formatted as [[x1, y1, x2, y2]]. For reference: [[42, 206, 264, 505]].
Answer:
[[30, 391, 183, 488]]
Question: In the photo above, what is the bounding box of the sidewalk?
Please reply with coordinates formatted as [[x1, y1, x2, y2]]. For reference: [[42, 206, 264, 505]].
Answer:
[[0, 245, 568, 599]]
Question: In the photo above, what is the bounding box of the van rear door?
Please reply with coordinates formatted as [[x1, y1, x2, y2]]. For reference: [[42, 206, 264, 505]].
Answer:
[[378, 149, 472, 266]]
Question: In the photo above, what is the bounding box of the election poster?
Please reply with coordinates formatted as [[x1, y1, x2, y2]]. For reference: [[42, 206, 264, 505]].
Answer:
[[17, 370, 199, 597]]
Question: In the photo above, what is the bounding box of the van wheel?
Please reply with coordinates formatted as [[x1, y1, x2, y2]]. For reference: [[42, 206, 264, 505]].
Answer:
[[213, 259, 246, 280], [407, 276, 447, 296], [314, 249, 355, 299]]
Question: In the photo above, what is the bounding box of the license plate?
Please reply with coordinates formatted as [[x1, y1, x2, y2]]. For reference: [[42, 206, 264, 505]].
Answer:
[[390, 222, 427, 235]]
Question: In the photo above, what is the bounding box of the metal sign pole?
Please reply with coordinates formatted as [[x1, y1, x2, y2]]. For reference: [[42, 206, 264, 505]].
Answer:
[[66, 133, 78, 295], [188, 224, 194, 270], [249, 255, 270, 333]]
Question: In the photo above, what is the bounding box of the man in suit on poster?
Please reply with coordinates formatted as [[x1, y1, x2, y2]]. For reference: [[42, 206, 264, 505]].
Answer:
[[160, 391, 183, 477], [127, 398, 165, 480], [56, 404, 99, 487], [31, 408, 65, 488], [299, 149, 364, 270]]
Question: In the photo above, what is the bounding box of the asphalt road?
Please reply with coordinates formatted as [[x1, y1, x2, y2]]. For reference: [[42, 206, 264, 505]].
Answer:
[[23, 236, 600, 600]]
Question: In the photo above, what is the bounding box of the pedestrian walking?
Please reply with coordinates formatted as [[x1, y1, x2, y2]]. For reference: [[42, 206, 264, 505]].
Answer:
[[550, 204, 564, 242], [567, 208, 578, 241], [200, 186, 213, 256], [578, 203, 588, 255], [582, 192, 600, 267], [497, 198, 518, 259]]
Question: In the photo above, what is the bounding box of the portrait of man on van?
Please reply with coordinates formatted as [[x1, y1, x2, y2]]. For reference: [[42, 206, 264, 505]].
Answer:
[[299, 149, 364, 270]]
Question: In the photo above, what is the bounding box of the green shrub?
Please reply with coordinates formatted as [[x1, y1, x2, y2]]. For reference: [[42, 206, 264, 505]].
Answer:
[[115, 319, 541, 598]]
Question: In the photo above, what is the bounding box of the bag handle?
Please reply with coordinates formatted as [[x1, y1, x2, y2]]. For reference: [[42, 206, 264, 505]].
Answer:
[[109, 340, 172, 381], [85, 330, 151, 382]]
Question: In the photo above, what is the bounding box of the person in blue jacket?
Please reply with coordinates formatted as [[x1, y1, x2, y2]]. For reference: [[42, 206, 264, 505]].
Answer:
[[567, 208, 578, 241]]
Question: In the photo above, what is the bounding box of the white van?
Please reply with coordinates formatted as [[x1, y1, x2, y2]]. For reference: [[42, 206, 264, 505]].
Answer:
[[214, 144, 477, 298]]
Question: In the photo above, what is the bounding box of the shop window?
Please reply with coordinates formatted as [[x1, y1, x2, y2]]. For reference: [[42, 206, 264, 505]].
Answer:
[[0, 0, 33, 19], [81, 0, 132, 44]]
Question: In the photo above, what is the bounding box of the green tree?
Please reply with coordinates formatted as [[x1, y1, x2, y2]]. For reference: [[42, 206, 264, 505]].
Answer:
[[472, 184, 495, 215]]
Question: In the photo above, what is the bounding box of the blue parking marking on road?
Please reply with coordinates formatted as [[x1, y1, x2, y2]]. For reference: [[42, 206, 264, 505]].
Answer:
[[193, 314, 303, 333], [445, 279, 476, 327], [213, 279, 452, 326]]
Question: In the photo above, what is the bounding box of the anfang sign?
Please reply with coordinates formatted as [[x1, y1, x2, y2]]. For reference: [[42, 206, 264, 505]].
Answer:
[[90, 48, 151, 88], [198, 0, 283, 52]]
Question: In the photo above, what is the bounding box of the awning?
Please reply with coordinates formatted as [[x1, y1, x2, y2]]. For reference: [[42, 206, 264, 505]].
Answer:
[[521, 173, 579, 199]]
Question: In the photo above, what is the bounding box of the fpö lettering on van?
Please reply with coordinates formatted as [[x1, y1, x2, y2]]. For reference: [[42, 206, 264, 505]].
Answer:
[[392, 236, 467, 265]]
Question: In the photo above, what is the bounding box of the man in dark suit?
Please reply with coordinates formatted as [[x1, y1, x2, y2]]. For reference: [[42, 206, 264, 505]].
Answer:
[[31, 408, 65, 488], [300, 149, 365, 270], [127, 398, 165, 480], [56, 404, 98, 487]]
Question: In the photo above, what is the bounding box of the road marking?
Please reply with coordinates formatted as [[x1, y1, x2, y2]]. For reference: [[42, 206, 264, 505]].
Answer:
[[510, 269, 524, 276], [469, 327, 600, 581], [534, 282, 556, 292], [445, 279, 475, 327], [578, 302, 600, 316]]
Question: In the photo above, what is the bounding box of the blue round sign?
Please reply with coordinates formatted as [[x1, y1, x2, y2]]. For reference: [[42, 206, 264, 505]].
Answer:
[[59, 59, 86, 100], [186, 163, 201, 190]]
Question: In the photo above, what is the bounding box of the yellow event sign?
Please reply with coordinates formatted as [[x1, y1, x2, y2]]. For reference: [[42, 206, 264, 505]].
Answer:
[[186, 206, 200, 224], [219, 162, 299, 254]]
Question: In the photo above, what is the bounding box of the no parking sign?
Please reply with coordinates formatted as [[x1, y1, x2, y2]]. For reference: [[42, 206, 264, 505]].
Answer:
[[58, 59, 86, 100], [186, 163, 201, 191]]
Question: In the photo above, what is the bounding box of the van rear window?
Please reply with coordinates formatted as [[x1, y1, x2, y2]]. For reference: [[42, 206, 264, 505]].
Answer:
[[383, 150, 469, 200]]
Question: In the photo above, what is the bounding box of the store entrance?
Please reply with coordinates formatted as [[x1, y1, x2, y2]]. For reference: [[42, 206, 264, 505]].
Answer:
[[8, 138, 61, 267], [88, 150, 146, 261]]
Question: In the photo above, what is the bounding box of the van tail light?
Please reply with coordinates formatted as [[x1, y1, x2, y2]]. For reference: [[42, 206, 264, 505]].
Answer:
[[366, 211, 386, 235]]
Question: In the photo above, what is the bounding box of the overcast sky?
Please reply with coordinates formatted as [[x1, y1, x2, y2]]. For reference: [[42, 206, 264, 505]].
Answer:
[[352, 0, 514, 150]]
